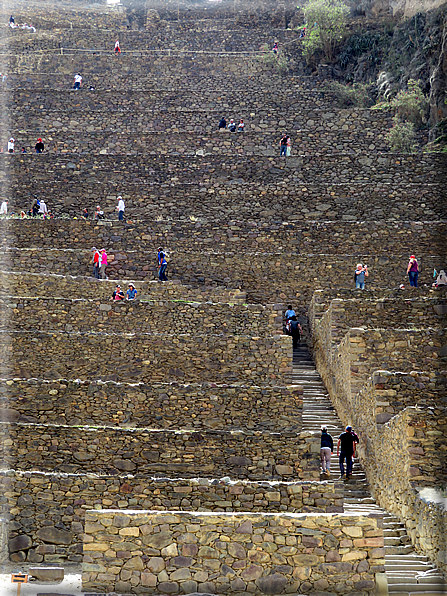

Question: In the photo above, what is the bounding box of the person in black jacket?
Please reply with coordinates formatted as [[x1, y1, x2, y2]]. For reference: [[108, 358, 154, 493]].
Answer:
[[320, 426, 333, 477], [35, 138, 44, 153], [289, 315, 301, 349]]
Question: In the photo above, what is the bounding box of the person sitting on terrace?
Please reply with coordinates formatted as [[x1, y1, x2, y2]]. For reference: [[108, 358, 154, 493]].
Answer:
[[218, 116, 226, 129], [228, 119, 236, 132], [126, 283, 138, 300], [82, 207, 89, 219], [272, 42, 278, 54], [111, 285, 125, 301], [433, 270, 447, 288], [238, 119, 244, 132], [38, 199, 48, 218], [94, 205, 105, 220], [35, 138, 44, 153]]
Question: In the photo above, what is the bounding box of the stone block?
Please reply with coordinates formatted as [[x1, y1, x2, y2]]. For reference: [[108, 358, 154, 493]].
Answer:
[[29, 567, 64, 582]]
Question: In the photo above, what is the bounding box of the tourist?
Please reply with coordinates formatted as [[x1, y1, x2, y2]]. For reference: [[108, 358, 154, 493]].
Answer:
[[285, 305, 296, 321], [100, 248, 108, 279], [94, 205, 105, 220], [82, 207, 89, 219], [218, 117, 226, 129], [21, 147, 26, 153], [228, 119, 236, 133], [38, 199, 48, 217], [289, 315, 301, 349], [320, 426, 333, 477], [433, 270, 447, 288], [91, 247, 101, 279], [114, 40, 121, 54], [300, 27, 306, 38], [31, 196, 39, 217], [9, 15, 14, 26], [116, 196, 125, 221], [126, 283, 137, 300], [407, 255, 419, 287], [111, 284, 125, 301], [279, 134, 289, 156], [337, 425, 356, 480], [237, 119, 244, 132], [0, 200, 8, 216], [35, 138, 44, 153], [272, 42, 278, 54], [73, 73, 82, 90], [7, 137, 14, 153], [354, 263, 368, 289], [158, 247, 168, 282]]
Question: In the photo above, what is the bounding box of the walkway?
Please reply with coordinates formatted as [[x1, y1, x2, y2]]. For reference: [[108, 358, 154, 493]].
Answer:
[[292, 344, 446, 596]]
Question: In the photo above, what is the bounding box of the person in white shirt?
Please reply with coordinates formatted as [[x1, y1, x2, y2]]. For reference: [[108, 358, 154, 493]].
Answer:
[[38, 200, 48, 217], [0, 200, 8, 216], [114, 40, 121, 54], [116, 195, 125, 221], [7, 138, 14, 153], [73, 73, 82, 90]]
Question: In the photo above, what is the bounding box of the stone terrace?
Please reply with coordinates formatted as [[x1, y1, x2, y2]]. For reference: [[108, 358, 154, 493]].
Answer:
[[0, 0, 445, 594]]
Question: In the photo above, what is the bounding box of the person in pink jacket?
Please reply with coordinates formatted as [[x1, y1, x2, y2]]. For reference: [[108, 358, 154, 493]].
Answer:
[[100, 249, 108, 279]]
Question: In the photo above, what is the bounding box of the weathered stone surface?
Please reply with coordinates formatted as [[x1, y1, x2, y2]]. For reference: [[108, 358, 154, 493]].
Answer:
[[9, 535, 32, 553], [29, 567, 64, 582], [35, 528, 72, 545]]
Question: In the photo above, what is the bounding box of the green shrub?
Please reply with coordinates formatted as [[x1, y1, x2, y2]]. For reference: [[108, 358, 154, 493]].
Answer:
[[302, 0, 349, 63], [390, 79, 428, 128], [324, 81, 374, 107], [385, 118, 417, 153]]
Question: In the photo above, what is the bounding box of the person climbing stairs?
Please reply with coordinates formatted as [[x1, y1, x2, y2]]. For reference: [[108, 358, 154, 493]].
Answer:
[[292, 344, 447, 595]]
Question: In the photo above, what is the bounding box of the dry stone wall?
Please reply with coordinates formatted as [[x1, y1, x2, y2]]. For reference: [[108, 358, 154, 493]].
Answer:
[[0, 297, 283, 337], [3, 179, 444, 222], [2, 221, 445, 262], [0, 422, 319, 480], [0, 331, 293, 385], [0, 247, 441, 305], [0, 272, 246, 304], [1, 472, 342, 564], [0, 379, 303, 431], [82, 510, 384, 595]]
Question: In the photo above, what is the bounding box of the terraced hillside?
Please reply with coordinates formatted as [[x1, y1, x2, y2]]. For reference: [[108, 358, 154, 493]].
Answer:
[[0, 0, 445, 595]]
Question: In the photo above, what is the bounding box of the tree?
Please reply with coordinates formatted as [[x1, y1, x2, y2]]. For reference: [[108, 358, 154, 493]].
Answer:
[[302, 0, 349, 63]]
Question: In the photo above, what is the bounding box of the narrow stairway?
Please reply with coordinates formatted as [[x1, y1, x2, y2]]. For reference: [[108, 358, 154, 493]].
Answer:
[[292, 344, 447, 596]]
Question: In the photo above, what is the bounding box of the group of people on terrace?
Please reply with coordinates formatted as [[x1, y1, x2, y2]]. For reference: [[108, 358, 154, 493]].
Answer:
[[8, 15, 36, 32], [218, 117, 244, 133], [3, 137, 45, 154], [110, 283, 137, 301]]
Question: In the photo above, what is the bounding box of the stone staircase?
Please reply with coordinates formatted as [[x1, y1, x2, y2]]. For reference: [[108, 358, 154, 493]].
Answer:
[[292, 344, 447, 596]]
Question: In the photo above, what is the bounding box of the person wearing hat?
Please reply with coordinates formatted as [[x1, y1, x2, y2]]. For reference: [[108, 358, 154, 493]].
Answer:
[[407, 255, 419, 287], [35, 138, 44, 153], [337, 425, 357, 480], [116, 195, 125, 221], [111, 285, 125, 301], [100, 248, 108, 279], [7, 138, 14, 153], [126, 283, 137, 301], [91, 247, 101, 279]]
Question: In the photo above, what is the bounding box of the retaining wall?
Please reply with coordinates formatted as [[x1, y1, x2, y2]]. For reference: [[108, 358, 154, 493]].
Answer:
[[2, 221, 445, 260], [1, 473, 342, 564], [0, 272, 246, 304], [0, 422, 319, 479], [0, 379, 303, 431], [0, 248, 442, 305], [0, 331, 293, 385], [2, 180, 444, 221], [0, 297, 283, 337], [82, 510, 384, 595]]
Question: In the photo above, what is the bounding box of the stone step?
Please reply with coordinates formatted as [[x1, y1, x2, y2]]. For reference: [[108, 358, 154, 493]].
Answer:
[[386, 554, 431, 562], [384, 528, 408, 536], [385, 565, 435, 572], [388, 592, 447, 596], [386, 545, 417, 555]]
